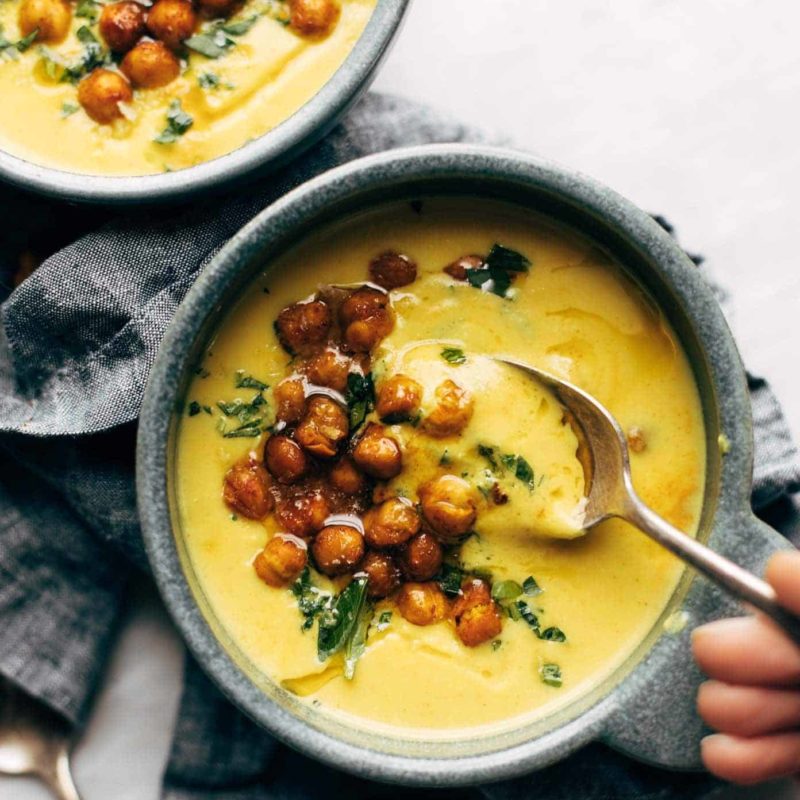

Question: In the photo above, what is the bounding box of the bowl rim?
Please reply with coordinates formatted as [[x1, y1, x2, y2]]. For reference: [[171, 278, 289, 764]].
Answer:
[[0, 0, 410, 205], [137, 143, 754, 785]]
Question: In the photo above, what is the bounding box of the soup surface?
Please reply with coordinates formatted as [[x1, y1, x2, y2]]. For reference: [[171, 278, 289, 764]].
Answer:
[[0, 0, 374, 175], [175, 199, 706, 735]]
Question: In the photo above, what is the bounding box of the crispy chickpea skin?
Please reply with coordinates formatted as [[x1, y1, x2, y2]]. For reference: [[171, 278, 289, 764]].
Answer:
[[18, 0, 71, 43], [368, 251, 418, 290], [352, 423, 402, 480], [301, 346, 353, 392], [444, 254, 484, 281], [364, 497, 421, 548], [196, 0, 240, 18], [419, 474, 477, 540], [275, 491, 330, 538], [339, 288, 394, 353], [312, 524, 364, 576], [275, 299, 332, 356], [265, 435, 308, 484], [120, 40, 180, 89], [376, 374, 422, 423], [360, 551, 401, 598], [399, 532, 443, 581], [289, 0, 340, 37], [77, 69, 133, 124], [452, 579, 502, 647], [329, 456, 367, 495], [254, 534, 307, 587], [274, 377, 306, 424], [99, 1, 147, 52], [146, 0, 197, 49], [295, 395, 349, 459], [451, 577, 492, 618], [421, 379, 474, 438], [223, 459, 273, 519], [396, 582, 449, 626]]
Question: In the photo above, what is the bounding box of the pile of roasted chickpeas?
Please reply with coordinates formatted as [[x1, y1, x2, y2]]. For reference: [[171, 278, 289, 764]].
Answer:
[[17, 0, 340, 123], [223, 250, 505, 649]]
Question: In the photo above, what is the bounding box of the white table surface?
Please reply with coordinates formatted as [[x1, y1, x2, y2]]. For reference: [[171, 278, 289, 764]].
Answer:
[[7, 1, 800, 797]]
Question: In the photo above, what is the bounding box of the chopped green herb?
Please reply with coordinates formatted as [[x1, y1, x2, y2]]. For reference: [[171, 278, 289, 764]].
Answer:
[[439, 449, 451, 466], [222, 420, 263, 438], [154, 99, 194, 144], [485, 243, 531, 273], [539, 626, 567, 642], [441, 346, 466, 365], [187, 401, 202, 416], [185, 14, 258, 59], [61, 102, 80, 118], [221, 15, 259, 35], [437, 563, 463, 597], [477, 444, 498, 471], [343, 592, 373, 680], [15, 29, 39, 51], [345, 372, 374, 431], [376, 610, 392, 631], [235, 370, 268, 391], [540, 663, 562, 687], [230, 513, 238, 521], [198, 71, 221, 88], [291, 568, 333, 631], [75, 0, 100, 22], [491, 639, 502, 651], [317, 576, 369, 662], [491, 580, 523, 601], [202, 405, 212, 415], [464, 243, 531, 298], [513, 455, 535, 486], [515, 600, 540, 631], [522, 575, 542, 596]]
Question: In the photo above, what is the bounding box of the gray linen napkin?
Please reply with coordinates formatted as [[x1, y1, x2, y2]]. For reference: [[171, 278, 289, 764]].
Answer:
[[1, 93, 798, 800]]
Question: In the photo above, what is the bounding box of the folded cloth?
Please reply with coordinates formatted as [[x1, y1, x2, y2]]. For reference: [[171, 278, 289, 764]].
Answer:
[[1, 92, 798, 800]]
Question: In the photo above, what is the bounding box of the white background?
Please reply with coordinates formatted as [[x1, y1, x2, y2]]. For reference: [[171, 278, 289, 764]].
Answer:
[[7, 1, 800, 798]]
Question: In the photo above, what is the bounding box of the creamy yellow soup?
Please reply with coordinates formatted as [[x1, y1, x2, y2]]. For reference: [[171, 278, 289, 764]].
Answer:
[[0, 0, 374, 175], [175, 199, 706, 735]]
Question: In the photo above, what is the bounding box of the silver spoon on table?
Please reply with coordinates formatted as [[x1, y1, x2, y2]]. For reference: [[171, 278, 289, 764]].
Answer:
[[496, 357, 800, 644], [0, 679, 82, 800]]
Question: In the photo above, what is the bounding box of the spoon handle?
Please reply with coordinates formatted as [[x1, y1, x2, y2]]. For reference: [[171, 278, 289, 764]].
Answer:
[[624, 496, 800, 645]]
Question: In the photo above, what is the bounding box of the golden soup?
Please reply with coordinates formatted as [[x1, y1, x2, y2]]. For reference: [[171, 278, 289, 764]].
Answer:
[[0, 0, 374, 175], [175, 198, 706, 736]]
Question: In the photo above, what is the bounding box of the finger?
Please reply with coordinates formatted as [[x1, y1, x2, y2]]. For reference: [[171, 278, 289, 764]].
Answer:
[[692, 616, 800, 685], [701, 732, 800, 785], [766, 551, 800, 616], [698, 680, 800, 736]]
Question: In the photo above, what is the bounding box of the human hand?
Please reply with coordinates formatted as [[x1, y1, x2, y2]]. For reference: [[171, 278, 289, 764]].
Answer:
[[692, 550, 800, 785]]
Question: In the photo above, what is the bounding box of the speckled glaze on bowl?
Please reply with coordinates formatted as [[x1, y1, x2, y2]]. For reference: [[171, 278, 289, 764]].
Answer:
[[0, 0, 409, 205], [137, 145, 792, 787]]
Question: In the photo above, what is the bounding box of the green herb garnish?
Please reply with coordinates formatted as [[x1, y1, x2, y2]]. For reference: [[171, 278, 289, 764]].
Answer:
[[376, 610, 392, 631], [345, 372, 374, 431], [75, 0, 100, 22], [291, 568, 333, 631], [235, 370, 268, 391], [185, 14, 258, 59], [464, 243, 530, 298], [15, 29, 39, 51], [437, 563, 463, 597], [540, 663, 562, 687], [539, 627, 567, 642], [187, 401, 202, 416], [441, 346, 466, 365], [491, 640, 502, 651], [154, 99, 194, 144], [317, 576, 369, 665], [61, 102, 80, 118], [485, 243, 531, 273], [198, 71, 221, 88], [477, 444, 498, 471], [343, 589, 373, 680], [439, 449, 451, 466], [522, 575, 542, 596], [491, 580, 523, 601]]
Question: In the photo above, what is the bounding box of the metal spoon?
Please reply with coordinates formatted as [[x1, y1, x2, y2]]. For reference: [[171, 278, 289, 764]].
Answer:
[[497, 356, 800, 644], [0, 679, 82, 800]]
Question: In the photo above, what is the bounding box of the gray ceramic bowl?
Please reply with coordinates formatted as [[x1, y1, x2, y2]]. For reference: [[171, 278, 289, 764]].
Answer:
[[0, 0, 409, 205], [137, 144, 792, 787]]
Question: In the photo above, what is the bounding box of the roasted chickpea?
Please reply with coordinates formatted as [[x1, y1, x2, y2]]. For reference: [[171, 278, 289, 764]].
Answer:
[[396, 582, 449, 626], [18, 0, 71, 43], [451, 577, 492, 619], [329, 456, 367, 495], [368, 251, 418, 290], [196, 0, 240, 18], [289, 0, 339, 37], [312, 524, 364, 576], [421, 379, 474, 438], [99, 1, 147, 52], [275, 299, 332, 356], [364, 498, 420, 548], [376, 374, 422, 423], [399, 532, 443, 581], [627, 426, 647, 454], [419, 475, 477, 540], [120, 40, 180, 89], [301, 347, 352, 392], [352, 423, 402, 480], [146, 0, 197, 49], [222, 458, 273, 519], [274, 491, 330, 538], [274, 377, 306, 424], [265, 435, 308, 484], [444, 254, 484, 281], [77, 69, 133, 124], [295, 395, 349, 459], [456, 602, 503, 647], [253, 533, 307, 587], [339, 288, 393, 353], [360, 551, 401, 598]]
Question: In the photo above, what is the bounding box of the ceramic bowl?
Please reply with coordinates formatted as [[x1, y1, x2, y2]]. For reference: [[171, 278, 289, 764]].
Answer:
[[0, 0, 409, 205], [137, 144, 792, 786]]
